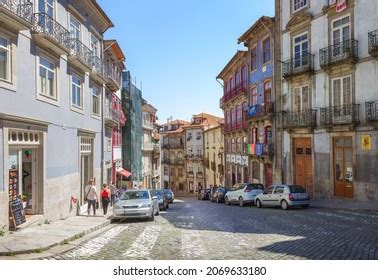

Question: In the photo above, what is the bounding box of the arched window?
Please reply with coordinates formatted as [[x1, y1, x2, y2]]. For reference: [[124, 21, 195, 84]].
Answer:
[[264, 80, 272, 104], [251, 86, 258, 105]]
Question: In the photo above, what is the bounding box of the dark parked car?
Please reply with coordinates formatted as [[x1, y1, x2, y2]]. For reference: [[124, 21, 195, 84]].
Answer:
[[209, 186, 219, 202], [198, 188, 211, 200], [163, 188, 174, 204], [210, 186, 229, 203], [152, 189, 170, 211]]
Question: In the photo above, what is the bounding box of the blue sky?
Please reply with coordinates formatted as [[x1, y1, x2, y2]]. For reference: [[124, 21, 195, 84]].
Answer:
[[98, 0, 274, 124]]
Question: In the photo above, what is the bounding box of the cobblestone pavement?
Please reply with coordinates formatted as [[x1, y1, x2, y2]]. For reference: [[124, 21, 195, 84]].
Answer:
[[51, 198, 378, 260]]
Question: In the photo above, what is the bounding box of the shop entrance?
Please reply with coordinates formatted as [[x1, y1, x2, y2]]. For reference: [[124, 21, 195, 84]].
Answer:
[[79, 137, 94, 204], [294, 138, 313, 192], [264, 163, 273, 188], [333, 137, 354, 198]]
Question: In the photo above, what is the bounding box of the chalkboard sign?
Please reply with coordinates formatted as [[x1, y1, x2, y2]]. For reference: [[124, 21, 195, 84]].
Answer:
[[9, 198, 26, 227]]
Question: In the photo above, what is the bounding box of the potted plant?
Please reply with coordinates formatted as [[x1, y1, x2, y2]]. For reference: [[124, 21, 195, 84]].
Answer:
[[22, 194, 28, 208]]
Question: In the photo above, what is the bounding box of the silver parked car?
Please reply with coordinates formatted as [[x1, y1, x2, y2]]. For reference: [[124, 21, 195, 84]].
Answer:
[[112, 189, 159, 221], [224, 183, 264, 206], [254, 184, 310, 210]]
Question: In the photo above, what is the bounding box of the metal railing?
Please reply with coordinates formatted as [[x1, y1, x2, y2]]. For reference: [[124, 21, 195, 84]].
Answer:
[[282, 53, 314, 78], [104, 105, 119, 123], [0, 0, 33, 23], [222, 81, 248, 104], [368, 30, 378, 55], [32, 13, 69, 49], [90, 55, 105, 77], [365, 100, 378, 122], [68, 38, 92, 66], [282, 109, 317, 128], [320, 39, 358, 68], [246, 102, 273, 119], [106, 62, 121, 87], [320, 104, 360, 126]]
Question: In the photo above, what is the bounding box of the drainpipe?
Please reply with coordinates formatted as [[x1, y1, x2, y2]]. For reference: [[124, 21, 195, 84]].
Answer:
[[101, 86, 104, 187]]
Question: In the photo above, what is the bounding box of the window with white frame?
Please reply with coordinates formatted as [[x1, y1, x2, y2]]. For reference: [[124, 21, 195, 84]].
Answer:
[[293, 85, 310, 111], [332, 76, 351, 107], [198, 166, 202, 172], [38, 56, 56, 99], [70, 16, 81, 39], [91, 85, 100, 116], [332, 16, 350, 56], [293, 0, 308, 12], [293, 33, 308, 67], [0, 36, 10, 81], [90, 33, 99, 57], [71, 74, 82, 108]]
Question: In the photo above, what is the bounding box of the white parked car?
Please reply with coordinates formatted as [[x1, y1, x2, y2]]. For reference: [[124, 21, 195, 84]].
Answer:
[[254, 184, 310, 210], [112, 189, 159, 221], [224, 183, 264, 206]]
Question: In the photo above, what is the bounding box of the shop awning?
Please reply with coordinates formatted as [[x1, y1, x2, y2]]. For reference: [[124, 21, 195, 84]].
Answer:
[[117, 168, 132, 178]]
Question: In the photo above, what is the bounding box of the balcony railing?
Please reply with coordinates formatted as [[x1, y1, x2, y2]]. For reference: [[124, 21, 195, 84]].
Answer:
[[282, 109, 317, 129], [320, 39, 358, 69], [105, 63, 121, 89], [68, 38, 92, 68], [320, 104, 360, 126], [104, 106, 119, 124], [187, 171, 194, 177], [91, 55, 105, 78], [176, 158, 185, 165], [246, 102, 273, 119], [247, 143, 274, 159], [365, 101, 378, 122], [168, 143, 184, 149], [0, 0, 33, 25], [368, 30, 378, 57], [197, 172, 204, 178], [222, 81, 249, 104], [32, 13, 70, 50], [142, 121, 154, 130], [283, 53, 314, 78]]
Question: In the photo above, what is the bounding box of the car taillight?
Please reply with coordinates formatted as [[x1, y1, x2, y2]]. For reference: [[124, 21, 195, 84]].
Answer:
[[288, 194, 294, 201], [244, 189, 252, 192]]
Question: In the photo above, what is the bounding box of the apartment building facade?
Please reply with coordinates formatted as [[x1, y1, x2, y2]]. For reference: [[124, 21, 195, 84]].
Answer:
[[0, 0, 113, 229], [277, 0, 378, 201], [161, 120, 188, 196], [238, 16, 275, 188], [218, 52, 250, 186], [204, 121, 225, 187]]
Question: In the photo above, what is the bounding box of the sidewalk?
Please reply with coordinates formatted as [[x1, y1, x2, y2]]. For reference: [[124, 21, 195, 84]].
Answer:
[[311, 197, 378, 212], [0, 212, 112, 256]]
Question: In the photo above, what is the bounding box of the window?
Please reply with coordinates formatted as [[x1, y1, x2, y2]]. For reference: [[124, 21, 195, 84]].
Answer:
[[264, 81, 272, 104], [70, 16, 81, 39], [332, 76, 351, 106], [39, 0, 54, 16], [332, 16, 350, 46], [264, 187, 273, 194], [164, 166, 168, 175], [91, 85, 100, 116], [293, 0, 308, 12], [38, 56, 55, 99], [231, 138, 236, 153], [250, 127, 257, 144], [293, 86, 309, 111], [196, 132, 201, 140], [251, 86, 258, 105], [71, 74, 82, 108], [90, 33, 99, 57], [178, 168, 183, 177], [198, 166, 202, 172], [0, 37, 10, 81], [251, 47, 257, 71], [212, 132, 215, 143], [274, 186, 284, 194], [197, 148, 202, 156], [293, 33, 308, 67], [252, 162, 260, 180], [188, 165, 193, 172], [263, 38, 271, 64], [236, 138, 241, 153]]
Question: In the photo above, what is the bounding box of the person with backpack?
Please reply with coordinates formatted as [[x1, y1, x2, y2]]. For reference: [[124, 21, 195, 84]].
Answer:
[[100, 184, 111, 216], [84, 179, 98, 217]]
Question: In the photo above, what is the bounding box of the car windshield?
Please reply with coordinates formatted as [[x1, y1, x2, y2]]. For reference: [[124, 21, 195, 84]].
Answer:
[[289, 185, 306, 193], [246, 184, 264, 190], [154, 191, 163, 198], [120, 191, 150, 200]]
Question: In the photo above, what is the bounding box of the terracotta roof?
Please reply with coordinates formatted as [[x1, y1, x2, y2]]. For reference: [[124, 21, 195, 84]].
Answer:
[[161, 119, 189, 126], [183, 113, 223, 130], [237, 16, 275, 44]]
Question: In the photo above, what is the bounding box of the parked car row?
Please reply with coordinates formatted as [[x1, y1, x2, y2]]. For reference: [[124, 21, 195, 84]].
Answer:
[[199, 184, 310, 210], [112, 188, 174, 222]]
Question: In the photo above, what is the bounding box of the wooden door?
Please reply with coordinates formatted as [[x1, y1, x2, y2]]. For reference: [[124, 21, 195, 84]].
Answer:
[[264, 163, 273, 188], [334, 137, 354, 198], [294, 138, 313, 192]]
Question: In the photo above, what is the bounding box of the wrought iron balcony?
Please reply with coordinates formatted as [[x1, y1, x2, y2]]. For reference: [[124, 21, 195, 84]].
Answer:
[[187, 171, 194, 177], [282, 109, 317, 129], [368, 30, 378, 58], [320, 104, 360, 126], [68, 38, 92, 71], [90, 55, 106, 82], [105, 62, 121, 91], [246, 102, 273, 120], [247, 142, 274, 159], [0, 0, 33, 30], [197, 172, 204, 178], [319, 39, 358, 69], [282, 53, 314, 78], [32, 13, 70, 55], [365, 100, 378, 122], [176, 158, 185, 165], [222, 81, 249, 104], [104, 106, 119, 125]]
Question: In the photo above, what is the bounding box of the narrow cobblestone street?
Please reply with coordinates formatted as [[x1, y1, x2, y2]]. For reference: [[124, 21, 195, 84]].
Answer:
[[51, 198, 378, 260]]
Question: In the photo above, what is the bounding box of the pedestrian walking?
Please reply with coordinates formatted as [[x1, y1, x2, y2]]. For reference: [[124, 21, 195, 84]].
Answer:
[[101, 184, 110, 216], [84, 179, 98, 216], [109, 181, 117, 206]]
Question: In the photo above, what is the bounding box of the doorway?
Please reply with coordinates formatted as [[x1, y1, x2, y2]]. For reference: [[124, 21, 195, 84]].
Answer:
[[294, 138, 313, 192], [264, 163, 273, 188], [333, 137, 354, 198], [80, 155, 90, 204]]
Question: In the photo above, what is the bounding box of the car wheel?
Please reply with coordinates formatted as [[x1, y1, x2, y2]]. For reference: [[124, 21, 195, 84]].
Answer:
[[225, 196, 230, 205], [256, 199, 262, 208], [166, 203, 169, 209], [281, 200, 289, 210], [239, 196, 244, 207], [302, 204, 309, 209]]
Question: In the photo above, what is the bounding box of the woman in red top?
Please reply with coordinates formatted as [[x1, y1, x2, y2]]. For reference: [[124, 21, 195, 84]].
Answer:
[[100, 184, 111, 216]]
